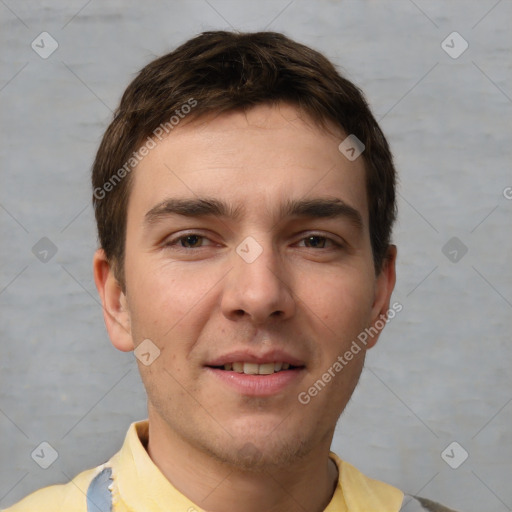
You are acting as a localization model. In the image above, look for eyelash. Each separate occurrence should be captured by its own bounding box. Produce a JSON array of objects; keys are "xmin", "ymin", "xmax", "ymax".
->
[{"xmin": 163, "ymin": 232, "xmax": 343, "ymax": 250}]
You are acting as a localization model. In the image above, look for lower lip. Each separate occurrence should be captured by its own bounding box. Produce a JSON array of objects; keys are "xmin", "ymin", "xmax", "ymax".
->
[{"xmin": 205, "ymin": 367, "xmax": 305, "ymax": 396}]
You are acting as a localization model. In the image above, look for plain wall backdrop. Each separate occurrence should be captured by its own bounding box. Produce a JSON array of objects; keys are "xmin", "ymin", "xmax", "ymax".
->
[{"xmin": 1, "ymin": 1, "xmax": 511, "ymax": 510}]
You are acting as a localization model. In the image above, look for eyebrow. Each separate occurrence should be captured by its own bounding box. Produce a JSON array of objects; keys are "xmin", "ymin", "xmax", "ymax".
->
[
  {"xmin": 280, "ymin": 198, "xmax": 363, "ymax": 229},
  {"xmin": 144, "ymin": 198, "xmax": 243, "ymax": 224},
  {"xmin": 144, "ymin": 197, "xmax": 363, "ymax": 230}
]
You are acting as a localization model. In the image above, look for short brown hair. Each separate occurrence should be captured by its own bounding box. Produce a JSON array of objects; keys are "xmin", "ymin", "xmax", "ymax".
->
[{"xmin": 92, "ymin": 31, "xmax": 396, "ymax": 288}]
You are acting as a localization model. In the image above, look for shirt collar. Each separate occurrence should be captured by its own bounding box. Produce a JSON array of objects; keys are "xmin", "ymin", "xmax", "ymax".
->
[{"xmin": 110, "ymin": 420, "xmax": 403, "ymax": 512}]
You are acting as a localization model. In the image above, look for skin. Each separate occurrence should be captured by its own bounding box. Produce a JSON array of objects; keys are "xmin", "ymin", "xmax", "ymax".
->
[{"xmin": 94, "ymin": 103, "xmax": 396, "ymax": 512}]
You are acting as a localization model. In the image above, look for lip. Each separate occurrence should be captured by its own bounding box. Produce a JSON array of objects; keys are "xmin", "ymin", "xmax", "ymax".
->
[
  {"xmin": 205, "ymin": 366, "xmax": 305, "ymax": 396},
  {"xmin": 205, "ymin": 349, "xmax": 306, "ymax": 367}
]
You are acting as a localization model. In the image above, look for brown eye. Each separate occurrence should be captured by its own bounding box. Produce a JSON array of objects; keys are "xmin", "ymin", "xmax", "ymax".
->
[
  {"xmin": 303, "ymin": 235, "xmax": 328, "ymax": 248},
  {"xmin": 180, "ymin": 235, "xmax": 203, "ymax": 248}
]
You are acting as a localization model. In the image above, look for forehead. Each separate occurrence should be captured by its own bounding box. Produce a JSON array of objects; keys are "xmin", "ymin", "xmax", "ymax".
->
[{"xmin": 128, "ymin": 103, "xmax": 368, "ymax": 225}]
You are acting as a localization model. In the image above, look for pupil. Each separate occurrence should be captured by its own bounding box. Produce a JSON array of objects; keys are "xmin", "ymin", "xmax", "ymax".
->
[
  {"xmin": 183, "ymin": 235, "xmax": 201, "ymax": 248},
  {"xmin": 307, "ymin": 236, "xmax": 324, "ymax": 248}
]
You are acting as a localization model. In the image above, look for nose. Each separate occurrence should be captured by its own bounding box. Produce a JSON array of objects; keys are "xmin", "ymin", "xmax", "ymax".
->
[{"xmin": 220, "ymin": 237, "xmax": 296, "ymax": 324}]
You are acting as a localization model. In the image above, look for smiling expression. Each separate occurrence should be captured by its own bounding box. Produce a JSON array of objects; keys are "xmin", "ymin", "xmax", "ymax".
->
[{"xmin": 97, "ymin": 102, "xmax": 396, "ymax": 469}]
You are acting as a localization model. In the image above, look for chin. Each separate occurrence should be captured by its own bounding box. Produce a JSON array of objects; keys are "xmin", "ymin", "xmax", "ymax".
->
[{"xmin": 208, "ymin": 426, "xmax": 313, "ymax": 472}]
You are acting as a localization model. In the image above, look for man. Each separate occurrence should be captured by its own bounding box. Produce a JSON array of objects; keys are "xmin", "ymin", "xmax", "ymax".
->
[{"xmin": 4, "ymin": 31, "xmax": 459, "ymax": 512}]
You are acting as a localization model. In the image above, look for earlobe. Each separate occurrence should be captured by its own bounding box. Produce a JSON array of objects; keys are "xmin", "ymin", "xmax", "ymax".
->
[
  {"xmin": 366, "ymin": 245, "xmax": 397, "ymax": 349},
  {"xmin": 93, "ymin": 249, "xmax": 134, "ymax": 352}
]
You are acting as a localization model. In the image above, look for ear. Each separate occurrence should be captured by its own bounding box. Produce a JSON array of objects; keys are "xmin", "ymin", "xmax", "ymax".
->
[
  {"xmin": 93, "ymin": 248, "xmax": 134, "ymax": 352},
  {"xmin": 366, "ymin": 245, "xmax": 397, "ymax": 349}
]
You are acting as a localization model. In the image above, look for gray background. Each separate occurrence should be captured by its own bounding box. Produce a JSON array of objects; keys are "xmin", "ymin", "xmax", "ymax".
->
[{"xmin": 1, "ymin": 1, "xmax": 511, "ymax": 510}]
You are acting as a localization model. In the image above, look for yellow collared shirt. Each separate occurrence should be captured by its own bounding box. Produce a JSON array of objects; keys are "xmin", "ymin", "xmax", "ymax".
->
[{"xmin": 3, "ymin": 420, "xmax": 405, "ymax": 512}]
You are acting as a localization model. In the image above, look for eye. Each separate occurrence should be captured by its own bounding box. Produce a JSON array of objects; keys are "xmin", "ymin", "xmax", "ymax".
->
[
  {"xmin": 165, "ymin": 233, "xmax": 213, "ymax": 249},
  {"xmin": 298, "ymin": 235, "xmax": 338, "ymax": 249},
  {"xmin": 179, "ymin": 234, "xmax": 204, "ymax": 248}
]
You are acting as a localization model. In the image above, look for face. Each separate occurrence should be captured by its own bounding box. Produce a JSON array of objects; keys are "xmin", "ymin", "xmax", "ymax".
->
[{"xmin": 95, "ymin": 103, "xmax": 396, "ymax": 469}]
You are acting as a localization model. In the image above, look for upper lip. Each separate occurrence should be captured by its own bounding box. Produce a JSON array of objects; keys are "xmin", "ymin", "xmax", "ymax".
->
[{"xmin": 206, "ymin": 349, "xmax": 306, "ymax": 367}]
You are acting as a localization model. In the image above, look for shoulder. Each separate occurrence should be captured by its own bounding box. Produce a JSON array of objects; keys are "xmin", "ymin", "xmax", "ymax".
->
[
  {"xmin": 400, "ymin": 494, "xmax": 461, "ymax": 511},
  {"xmin": 330, "ymin": 452, "xmax": 461, "ymax": 512},
  {"xmin": 1, "ymin": 466, "xmax": 100, "ymax": 512}
]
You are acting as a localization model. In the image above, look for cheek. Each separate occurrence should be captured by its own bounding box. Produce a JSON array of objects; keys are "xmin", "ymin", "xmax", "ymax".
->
[
  {"xmin": 126, "ymin": 266, "xmax": 183, "ymax": 341},
  {"xmin": 299, "ymin": 266, "xmax": 375, "ymax": 335},
  {"xmin": 126, "ymin": 259, "xmax": 222, "ymax": 351}
]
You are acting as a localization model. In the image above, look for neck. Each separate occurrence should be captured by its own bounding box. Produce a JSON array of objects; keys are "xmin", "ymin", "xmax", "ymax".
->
[{"xmin": 146, "ymin": 413, "xmax": 339, "ymax": 512}]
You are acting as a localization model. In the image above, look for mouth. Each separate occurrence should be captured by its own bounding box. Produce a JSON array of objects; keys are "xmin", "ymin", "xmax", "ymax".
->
[
  {"xmin": 208, "ymin": 361, "xmax": 302, "ymax": 375},
  {"xmin": 205, "ymin": 353, "xmax": 306, "ymax": 396}
]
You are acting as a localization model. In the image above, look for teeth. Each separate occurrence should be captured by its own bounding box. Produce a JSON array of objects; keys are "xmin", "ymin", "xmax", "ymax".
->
[
  {"xmin": 243, "ymin": 363, "xmax": 259, "ymax": 375},
  {"xmin": 223, "ymin": 362, "xmax": 294, "ymax": 374},
  {"xmin": 232, "ymin": 362, "xmax": 244, "ymax": 373},
  {"xmin": 259, "ymin": 362, "xmax": 275, "ymax": 375}
]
